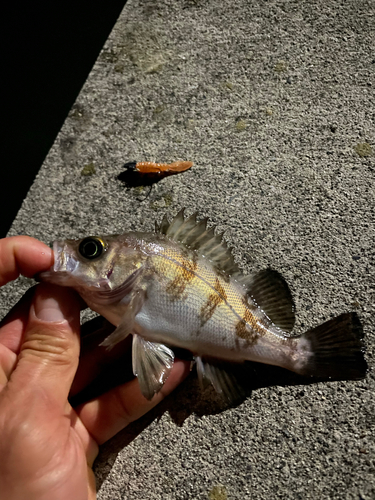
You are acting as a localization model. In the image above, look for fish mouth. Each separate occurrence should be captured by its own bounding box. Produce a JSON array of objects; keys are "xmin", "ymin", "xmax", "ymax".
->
[
  {"xmin": 37, "ymin": 240, "xmax": 78, "ymax": 284},
  {"xmin": 52, "ymin": 240, "xmax": 65, "ymax": 272},
  {"xmin": 53, "ymin": 240, "xmax": 78, "ymax": 274},
  {"xmin": 50, "ymin": 240, "xmax": 61, "ymax": 272}
]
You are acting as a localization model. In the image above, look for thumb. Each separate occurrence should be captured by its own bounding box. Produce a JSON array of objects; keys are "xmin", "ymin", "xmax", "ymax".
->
[{"xmin": 10, "ymin": 284, "xmax": 81, "ymax": 407}]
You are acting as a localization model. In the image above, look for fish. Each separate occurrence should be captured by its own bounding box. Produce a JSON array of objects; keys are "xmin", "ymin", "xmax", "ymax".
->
[{"xmin": 39, "ymin": 209, "xmax": 367, "ymax": 402}]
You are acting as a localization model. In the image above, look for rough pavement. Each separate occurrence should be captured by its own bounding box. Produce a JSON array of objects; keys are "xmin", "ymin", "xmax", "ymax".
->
[{"xmin": 2, "ymin": 0, "xmax": 374, "ymax": 498}]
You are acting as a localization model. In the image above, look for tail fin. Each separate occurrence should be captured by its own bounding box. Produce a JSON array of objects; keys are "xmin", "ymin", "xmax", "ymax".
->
[{"xmin": 297, "ymin": 313, "xmax": 367, "ymax": 380}]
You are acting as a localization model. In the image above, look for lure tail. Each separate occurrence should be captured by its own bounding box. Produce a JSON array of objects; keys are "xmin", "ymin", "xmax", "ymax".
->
[{"xmin": 297, "ymin": 312, "xmax": 367, "ymax": 380}]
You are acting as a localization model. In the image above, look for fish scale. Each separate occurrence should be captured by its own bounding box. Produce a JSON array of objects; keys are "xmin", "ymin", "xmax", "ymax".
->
[
  {"xmin": 39, "ymin": 209, "xmax": 367, "ymax": 402},
  {"xmin": 145, "ymin": 245, "xmax": 262, "ymax": 345}
]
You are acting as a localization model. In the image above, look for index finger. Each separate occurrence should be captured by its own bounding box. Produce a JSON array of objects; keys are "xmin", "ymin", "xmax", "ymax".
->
[{"xmin": 0, "ymin": 236, "xmax": 53, "ymax": 287}]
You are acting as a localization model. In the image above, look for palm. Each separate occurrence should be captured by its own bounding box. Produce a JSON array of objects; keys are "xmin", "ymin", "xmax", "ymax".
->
[{"xmin": 0, "ymin": 400, "xmax": 95, "ymax": 500}]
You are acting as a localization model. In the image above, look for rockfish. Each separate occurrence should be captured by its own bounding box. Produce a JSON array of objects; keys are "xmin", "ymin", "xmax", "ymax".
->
[{"xmin": 39, "ymin": 210, "xmax": 367, "ymax": 401}]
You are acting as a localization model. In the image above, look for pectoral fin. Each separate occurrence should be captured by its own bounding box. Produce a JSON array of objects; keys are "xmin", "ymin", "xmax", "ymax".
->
[
  {"xmin": 100, "ymin": 289, "xmax": 145, "ymax": 348},
  {"xmin": 94, "ymin": 267, "xmax": 143, "ymax": 305},
  {"xmin": 132, "ymin": 335, "xmax": 175, "ymax": 400},
  {"xmin": 195, "ymin": 356, "xmax": 245, "ymax": 404}
]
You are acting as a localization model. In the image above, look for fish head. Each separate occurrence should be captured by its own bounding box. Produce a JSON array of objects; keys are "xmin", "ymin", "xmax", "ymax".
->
[{"xmin": 39, "ymin": 234, "xmax": 145, "ymax": 294}]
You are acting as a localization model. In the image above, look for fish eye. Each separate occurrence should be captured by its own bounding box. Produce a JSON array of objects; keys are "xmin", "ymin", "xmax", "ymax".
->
[{"xmin": 78, "ymin": 237, "xmax": 105, "ymax": 260}]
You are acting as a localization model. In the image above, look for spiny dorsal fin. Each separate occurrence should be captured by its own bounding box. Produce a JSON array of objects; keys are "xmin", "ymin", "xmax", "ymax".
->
[
  {"xmin": 156, "ymin": 213, "xmax": 170, "ymax": 234},
  {"xmin": 155, "ymin": 209, "xmax": 239, "ymax": 276},
  {"xmin": 240, "ymin": 269, "xmax": 295, "ymax": 333}
]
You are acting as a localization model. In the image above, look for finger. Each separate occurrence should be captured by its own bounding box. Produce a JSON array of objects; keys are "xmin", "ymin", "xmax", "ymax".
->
[
  {"xmin": 0, "ymin": 286, "xmax": 35, "ymax": 352},
  {"xmin": 0, "ymin": 236, "xmax": 53, "ymax": 286},
  {"xmin": 0, "ymin": 344, "xmax": 17, "ymax": 388},
  {"xmin": 8, "ymin": 283, "xmax": 81, "ymax": 408},
  {"xmin": 69, "ymin": 406, "xmax": 99, "ymax": 467},
  {"xmin": 76, "ymin": 359, "xmax": 191, "ymax": 444},
  {"xmin": 87, "ymin": 466, "xmax": 97, "ymax": 500}
]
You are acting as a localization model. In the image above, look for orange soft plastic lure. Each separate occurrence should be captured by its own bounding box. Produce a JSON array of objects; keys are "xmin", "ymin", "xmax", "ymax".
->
[
  {"xmin": 118, "ymin": 160, "xmax": 193, "ymax": 190},
  {"xmin": 124, "ymin": 160, "xmax": 193, "ymax": 175}
]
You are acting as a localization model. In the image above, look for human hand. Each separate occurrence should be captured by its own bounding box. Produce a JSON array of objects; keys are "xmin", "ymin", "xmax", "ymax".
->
[{"xmin": 0, "ymin": 236, "xmax": 190, "ymax": 500}]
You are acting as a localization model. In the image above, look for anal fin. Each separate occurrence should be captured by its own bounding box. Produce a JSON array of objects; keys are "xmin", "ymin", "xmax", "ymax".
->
[
  {"xmin": 132, "ymin": 335, "xmax": 175, "ymax": 400},
  {"xmin": 195, "ymin": 356, "xmax": 245, "ymax": 404}
]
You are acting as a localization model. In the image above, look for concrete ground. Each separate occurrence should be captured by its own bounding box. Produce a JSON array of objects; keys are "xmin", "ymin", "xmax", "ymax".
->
[{"xmin": 2, "ymin": 0, "xmax": 374, "ymax": 498}]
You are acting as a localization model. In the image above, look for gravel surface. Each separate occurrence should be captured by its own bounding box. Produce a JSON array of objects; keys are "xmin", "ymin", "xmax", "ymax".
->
[{"xmin": 2, "ymin": 0, "xmax": 374, "ymax": 498}]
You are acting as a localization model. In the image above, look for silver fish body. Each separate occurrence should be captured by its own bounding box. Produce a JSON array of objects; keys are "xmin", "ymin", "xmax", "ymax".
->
[{"xmin": 40, "ymin": 210, "xmax": 367, "ymax": 401}]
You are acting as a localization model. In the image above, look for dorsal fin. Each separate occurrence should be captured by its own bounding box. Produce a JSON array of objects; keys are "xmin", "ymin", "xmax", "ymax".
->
[
  {"xmin": 155, "ymin": 209, "xmax": 239, "ymax": 276},
  {"xmin": 240, "ymin": 269, "xmax": 295, "ymax": 333}
]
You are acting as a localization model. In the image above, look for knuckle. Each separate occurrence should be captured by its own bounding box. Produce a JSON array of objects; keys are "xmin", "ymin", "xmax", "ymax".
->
[{"xmin": 19, "ymin": 325, "xmax": 77, "ymax": 366}]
